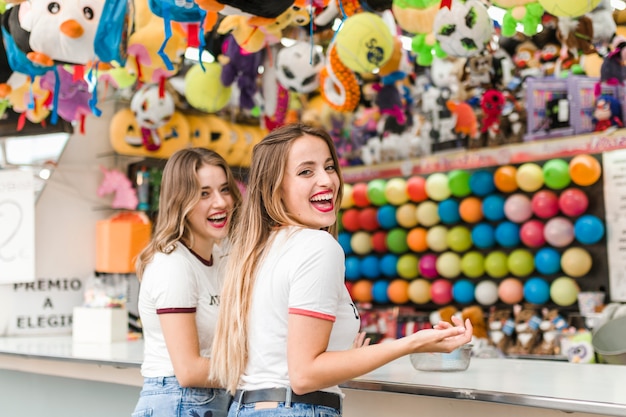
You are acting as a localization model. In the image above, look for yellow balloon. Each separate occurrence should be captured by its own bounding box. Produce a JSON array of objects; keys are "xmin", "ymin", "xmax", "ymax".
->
[
  {"xmin": 341, "ymin": 184, "xmax": 355, "ymax": 209},
  {"xmin": 408, "ymin": 279, "xmax": 432, "ymax": 304},
  {"xmin": 396, "ymin": 203, "xmax": 418, "ymax": 228},
  {"xmin": 561, "ymin": 247, "xmax": 592, "ymax": 278},
  {"xmin": 550, "ymin": 277, "xmax": 580, "ymax": 306}
]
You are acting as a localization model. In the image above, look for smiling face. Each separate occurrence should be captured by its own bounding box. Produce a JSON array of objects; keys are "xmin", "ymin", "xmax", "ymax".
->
[
  {"xmin": 186, "ymin": 164, "xmax": 235, "ymax": 248},
  {"xmin": 280, "ymin": 134, "xmax": 340, "ymax": 230}
]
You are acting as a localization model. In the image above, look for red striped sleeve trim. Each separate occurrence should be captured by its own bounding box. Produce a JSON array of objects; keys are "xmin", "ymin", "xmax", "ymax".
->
[
  {"xmin": 289, "ymin": 308, "xmax": 336, "ymax": 322},
  {"xmin": 157, "ymin": 307, "xmax": 196, "ymax": 314}
]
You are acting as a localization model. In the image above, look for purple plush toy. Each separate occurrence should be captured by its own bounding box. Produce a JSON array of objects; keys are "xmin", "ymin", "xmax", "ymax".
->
[
  {"xmin": 40, "ymin": 65, "xmax": 91, "ymax": 126},
  {"xmin": 219, "ymin": 33, "xmax": 263, "ymax": 112}
]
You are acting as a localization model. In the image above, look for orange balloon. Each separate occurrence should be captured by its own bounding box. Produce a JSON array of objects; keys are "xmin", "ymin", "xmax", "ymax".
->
[
  {"xmin": 407, "ymin": 227, "xmax": 428, "ymax": 252},
  {"xmin": 569, "ymin": 154, "xmax": 601, "ymax": 186},
  {"xmin": 459, "ymin": 196, "xmax": 484, "ymax": 223},
  {"xmin": 494, "ymin": 165, "xmax": 518, "ymax": 193},
  {"xmin": 350, "ymin": 280, "xmax": 373, "ymax": 303},
  {"xmin": 388, "ymin": 279, "xmax": 410, "ymax": 304},
  {"xmin": 498, "ymin": 278, "xmax": 524, "ymax": 304}
]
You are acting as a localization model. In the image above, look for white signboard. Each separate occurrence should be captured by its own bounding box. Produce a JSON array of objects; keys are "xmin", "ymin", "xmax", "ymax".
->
[{"xmin": 0, "ymin": 170, "xmax": 35, "ymax": 283}]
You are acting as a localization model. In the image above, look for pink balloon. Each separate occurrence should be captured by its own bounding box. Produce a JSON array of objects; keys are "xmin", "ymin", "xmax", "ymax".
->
[
  {"xmin": 558, "ymin": 188, "xmax": 589, "ymax": 217},
  {"xmin": 431, "ymin": 279, "xmax": 453, "ymax": 305},
  {"xmin": 419, "ymin": 254, "xmax": 439, "ymax": 279},
  {"xmin": 520, "ymin": 220, "xmax": 546, "ymax": 248},
  {"xmin": 531, "ymin": 190, "xmax": 560, "ymax": 219},
  {"xmin": 504, "ymin": 193, "xmax": 533, "ymax": 223},
  {"xmin": 543, "ymin": 217, "xmax": 575, "ymax": 247}
]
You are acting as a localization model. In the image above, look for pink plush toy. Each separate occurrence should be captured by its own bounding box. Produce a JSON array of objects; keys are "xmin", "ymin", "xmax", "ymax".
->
[{"xmin": 97, "ymin": 166, "xmax": 138, "ymax": 210}]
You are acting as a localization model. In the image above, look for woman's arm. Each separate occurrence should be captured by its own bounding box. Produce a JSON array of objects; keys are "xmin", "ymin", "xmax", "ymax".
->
[{"xmin": 287, "ymin": 314, "xmax": 472, "ymax": 395}]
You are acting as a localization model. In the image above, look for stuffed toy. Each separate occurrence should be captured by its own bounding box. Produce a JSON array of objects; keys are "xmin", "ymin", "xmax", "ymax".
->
[
  {"xmin": 500, "ymin": 91, "xmax": 526, "ymax": 144},
  {"xmin": 184, "ymin": 62, "xmax": 232, "ymax": 113},
  {"xmin": 205, "ymin": 113, "xmax": 233, "ymax": 157},
  {"xmin": 93, "ymin": 0, "xmax": 134, "ymax": 66},
  {"xmin": 532, "ymin": 308, "xmax": 568, "ymax": 356},
  {"xmin": 372, "ymin": 38, "xmax": 407, "ymax": 126},
  {"xmin": 512, "ymin": 40, "xmax": 542, "ymax": 79},
  {"xmin": 8, "ymin": 73, "xmax": 51, "ymax": 124},
  {"xmin": 462, "ymin": 305, "xmax": 488, "ymax": 340},
  {"xmin": 588, "ymin": 0, "xmax": 616, "ymax": 49},
  {"xmin": 392, "ymin": 0, "xmax": 444, "ymax": 66},
  {"xmin": 507, "ymin": 304, "xmax": 543, "ymax": 356},
  {"xmin": 433, "ymin": 0, "xmax": 493, "ymax": 59},
  {"xmin": 592, "ymin": 94, "xmax": 624, "ymax": 132},
  {"xmin": 260, "ymin": 45, "xmax": 290, "ymax": 130},
  {"xmin": 319, "ymin": 42, "xmax": 360, "ymax": 112},
  {"xmin": 478, "ymin": 89, "xmax": 506, "ymax": 148},
  {"xmin": 39, "ymin": 65, "xmax": 92, "ymax": 132},
  {"xmin": 186, "ymin": 114, "xmax": 211, "ymax": 148},
  {"xmin": 599, "ymin": 37, "xmax": 626, "ymax": 89},
  {"xmin": 129, "ymin": 83, "xmax": 176, "ymax": 151},
  {"xmin": 565, "ymin": 331, "xmax": 596, "ymax": 363},
  {"xmin": 487, "ymin": 306, "xmax": 515, "ymax": 354},
  {"xmin": 275, "ymin": 41, "xmax": 325, "ymax": 94},
  {"xmin": 492, "ymin": 0, "xmax": 544, "ymax": 37},
  {"xmin": 446, "ymin": 99, "xmax": 477, "ymax": 142},
  {"xmin": 556, "ymin": 15, "xmax": 595, "ymax": 60},
  {"xmin": 97, "ymin": 166, "xmax": 138, "ymax": 211}
]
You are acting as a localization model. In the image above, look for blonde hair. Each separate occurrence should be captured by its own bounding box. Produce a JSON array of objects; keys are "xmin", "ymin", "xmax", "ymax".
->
[
  {"xmin": 210, "ymin": 124, "xmax": 344, "ymax": 393},
  {"xmin": 135, "ymin": 147, "xmax": 242, "ymax": 280}
]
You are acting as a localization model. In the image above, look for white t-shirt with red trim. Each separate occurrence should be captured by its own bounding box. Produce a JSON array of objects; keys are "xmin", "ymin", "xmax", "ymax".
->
[
  {"xmin": 239, "ymin": 226, "xmax": 359, "ymax": 395},
  {"xmin": 138, "ymin": 242, "xmax": 227, "ymax": 377}
]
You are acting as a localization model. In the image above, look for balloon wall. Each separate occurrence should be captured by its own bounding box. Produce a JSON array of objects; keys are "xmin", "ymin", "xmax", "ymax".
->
[{"xmin": 340, "ymin": 154, "xmax": 609, "ymax": 312}]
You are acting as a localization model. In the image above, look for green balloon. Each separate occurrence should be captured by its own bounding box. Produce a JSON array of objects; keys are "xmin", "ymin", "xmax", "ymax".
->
[
  {"xmin": 367, "ymin": 179, "xmax": 388, "ymax": 206},
  {"xmin": 386, "ymin": 228, "xmax": 409, "ymax": 254},
  {"xmin": 446, "ymin": 225, "xmax": 472, "ymax": 252},
  {"xmin": 461, "ymin": 251, "xmax": 485, "ymax": 278},
  {"xmin": 448, "ymin": 169, "xmax": 472, "ymax": 197},
  {"xmin": 484, "ymin": 251, "xmax": 509, "ymax": 278},
  {"xmin": 507, "ymin": 248, "xmax": 535, "ymax": 277},
  {"xmin": 542, "ymin": 159, "xmax": 571, "ymax": 190},
  {"xmin": 550, "ymin": 277, "xmax": 580, "ymax": 306}
]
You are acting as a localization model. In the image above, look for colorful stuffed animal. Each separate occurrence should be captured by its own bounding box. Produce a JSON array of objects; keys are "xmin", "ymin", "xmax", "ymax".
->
[
  {"xmin": 492, "ymin": 0, "xmax": 544, "ymax": 37},
  {"xmin": 592, "ymin": 94, "xmax": 624, "ymax": 132},
  {"xmin": 507, "ymin": 304, "xmax": 542, "ymax": 356},
  {"xmin": 218, "ymin": 33, "xmax": 262, "ymax": 113},
  {"xmin": 478, "ymin": 89, "xmax": 506, "ymax": 148}
]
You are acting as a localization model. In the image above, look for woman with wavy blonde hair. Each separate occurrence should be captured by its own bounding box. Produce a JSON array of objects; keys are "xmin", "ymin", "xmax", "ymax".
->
[{"xmin": 211, "ymin": 124, "xmax": 472, "ymax": 417}]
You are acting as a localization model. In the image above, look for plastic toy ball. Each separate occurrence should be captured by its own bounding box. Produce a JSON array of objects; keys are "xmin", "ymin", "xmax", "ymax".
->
[
  {"xmin": 385, "ymin": 177, "xmax": 409, "ymax": 206},
  {"xmin": 438, "ymin": 198, "xmax": 461, "ymax": 224},
  {"xmin": 358, "ymin": 207, "xmax": 380, "ymax": 231},
  {"xmin": 542, "ymin": 159, "xmax": 571, "ymax": 190},
  {"xmin": 376, "ymin": 205, "xmax": 398, "ymax": 229},
  {"xmin": 516, "ymin": 163, "xmax": 544, "ymax": 192},
  {"xmin": 416, "ymin": 201, "xmax": 440, "ymax": 226},
  {"xmin": 558, "ymin": 188, "xmax": 589, "ymax": 217},
  {"xmin": 371, "ymin": 230, "xmax": 388, "ymax": 253},
  {"xmin": 430, "ymin": 279, "xmax": 453, "ymax": 305},
  {"xmin": 341, "ymin": 208, "xmax": 361, "ymax": 232},
  {"xmin": 396, "ymin": 203, "xmax": 418, "ymax": 228},
  {"xmin": 475, "ymin": 280, "xmax": 499, "ymax": 305},
  {"xmin": 407, "ymin": 227, "xmax": 429, "ymax": 252},
  {"xmin": 569, "ymin": 154, "xmax": 601, "ymax": 186},
  {"xmin": 350, "ymin": 280, "xmax": 373, "ymax": 302},
  {"xmin": 380, "ymin": 253, "xmax": 399, "ymax": 277},
  {"xmin": 574, "ymin": 214, "xmax": 605, "ymax": 244},
  {"xmin": 471, "ymin": 223, "xmax": 496, "ymax": 249},
  {"xmin": 360, "ymin": 255, "xmax": 381, "ymax": 279},
  {"xmin": 448, "ymin": 169, "xmax": 472, "ymax": 197},
  {"xmin": 386, "ymin": 228, "xmax": 409, "ymax": 254},
  {"xmin": 351, "ymin": 231, "xmax": 372, "ymax": 255},
  {"xmin": 345, "ymin": 256, "xmax": 361, "ymax": 280},
  {"xmin": 459, "ymin": 196, "xmax": 484, "ymax": 223},
  {"xmin": 426, "ymin": 225, "xmax": 449, "ymax": 252},
  {"xmin": 436, "ymin": 251, "xmax": 462, "ymax": 278},
  {"xmin": 484, "ymin": 251, "xmax": 509, "ymax": 278},
  {"xmin": 494, "ymin": 165, "xmax": 518, "ymax": 193},
  {"xmin": 408, "ymin": 279, "xmax": 432, "ymax": 304},
  {"xmin": 453, "ymin": 279, "xmax": 476, "ymax": 304},
  {"xmin": 469, "ymin": 170, "xmax": 496, "ymax": 196},
  {"xmin": 419, "ymin": 253, "xmax": 439, "ymax": 278},
  {"xmin": 482, "ymin": 194, "xmax": 505, "ymax": 221},
  {"xmin": 367, "ymin": 179, "xmax": 388, "ymax": 206},
  {"xmin": 550, "ymin": 276, "xmax": 580, "ymax": 306},
  {"xmin": 461, "ymin": 251, "xmax": 485, "ymax": 278},
  {"xmin": 494, "ymin": 221, "xmax": 521, "ymax": 247},
  {"xmin": 425, "ymin": 173, "xmax": 451, "ymax": 201},
  {"xmin": 447, "ymin": 225, "xmax": 473, "ymax": 252},
  {"xmin": 498, "ymin": 278, "xmax": 524, "ymax": 304},
  {"xmin": 519, "ymin": 219, "xmax": 546, "ymax": 248},
  {"xmin": 561, "ymin": 247, "xmax": 592, "ymax": 278},
  {"xmin": 407, "ymin": 176, "xmax": 428, "ymax": 202},
  {"xmin": 534, "ymin": 247, "xmax": 561, "ymax": 275},
  {"xmin": 507, "ymin": 249, "xmax": 535, "ymax": 277},
  {"xmin": 523, "ymin": 277, "xmax": 550, "ymax": 304},
  {"xmin": 504, "ymin": 193, "xmax": 533, "ymax": 223},
  {"xmin": 531, "ymin": 190, "xmax": 560, "ymax": 219},
  {"xmin": 538, "ymin": 0, "xmax": 600, "ymax": 18},
  {"xmin": 372, "ymin": 280, "xmax": 390, "ymax": 304},
  {"xmin": 397, "ymin": 253, "xmax": 420, "ymax": 279},
  {"xmin": 352, "ymin": 182, "xmax": 371, "ymax": 207},
  {"xmin": 544, "ymin": 216, "xmax": 575, "ymax": 247},
  {"xmin": 338, "ymin": 232, "xmax": 353, "ymax": 254},
  {"xmin": 388, "ymin": 279, "xmax": 410, "ymax": 304},
  {"xmin": 341, "ymin": 183, "xmax": 354, "ymax": 209}
]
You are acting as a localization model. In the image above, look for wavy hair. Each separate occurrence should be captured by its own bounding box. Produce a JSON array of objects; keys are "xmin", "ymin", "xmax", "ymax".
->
[
  {"xmin": 135, "ymin": 147, "xmax": 242, "ymax": 280},
  {"xmin": 210, "ymin": 124, "xmax": 344, "ymax": 393}
]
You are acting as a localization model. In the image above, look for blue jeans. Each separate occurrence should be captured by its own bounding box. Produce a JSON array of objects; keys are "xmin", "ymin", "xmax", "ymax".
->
[
  {"xmin": 132, "ymin": 376, "xmax": 232, "ymax": 417},
  {"xmin": 228, "ymin": 400, "xmax": 340, "ymax": 417}
]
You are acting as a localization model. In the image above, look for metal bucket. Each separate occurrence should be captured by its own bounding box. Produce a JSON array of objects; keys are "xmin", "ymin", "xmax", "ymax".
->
[{"xmin": 592, "ymin": 316, "xmax": 626, "ymax": 365}]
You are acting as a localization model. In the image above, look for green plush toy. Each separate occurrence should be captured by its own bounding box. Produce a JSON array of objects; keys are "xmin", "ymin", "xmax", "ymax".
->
[{"xmin": 492, "ymin": 0, "xmax": 544, "ymax": 37}]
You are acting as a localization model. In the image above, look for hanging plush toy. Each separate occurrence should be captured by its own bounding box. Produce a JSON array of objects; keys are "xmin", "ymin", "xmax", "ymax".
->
[
  {"xmin": 275, "ymin": 41, "xmax": 325, "ymax": 94},
  {"xmin": 319, "ymin": 42, "xmax": 361, "ymax": 112},
  {"xmin": 184, "ymin": 62, "xmax": 232, "ymax": 113},
  {"xmin": 392, "ymin": 0, "xmax": 444, "ymax": 66},
  {"xmin": 129, "ymin": 83, "xmax": 175, "ymax": 151},
  {"xmin": 478, "ymin": 89, "xmax": 506, "ymax": 147},
  {"xmin": 491, "ymin": 0, "xmax": 544, "ymax": 37},
  {"xmin": 433, "ymin": 0, "xmax": 493, "ymax": 58},
  {"xmin": 592, "ymin": 94, "xmax": 624, "ymax": 132},
  {"xmin": 40, "ymin": 65, "xmax": 91, "ymax": 130}
]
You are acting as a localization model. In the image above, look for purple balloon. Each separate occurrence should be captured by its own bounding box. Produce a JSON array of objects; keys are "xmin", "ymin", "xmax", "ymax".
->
[{"xmin": 543, "ymin": 216, "xmax": 575, "ymax": 247}]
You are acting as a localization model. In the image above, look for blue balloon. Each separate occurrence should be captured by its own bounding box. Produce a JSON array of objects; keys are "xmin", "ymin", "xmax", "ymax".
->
[
  {"xmin": 574, "ymin": 215, "xmax": 605, "ymax": 245},
  {"xmin": 345, "ymin": 256, "xmax": 361, "ymax": 281},
  {"xmin": 495, "ymin": 221, "xmax": 521, "ymax": 247},
  {"xmin": 469, "ymin": 170, "xmax": 496, "ymax": 196},
  {"xmin": 438, "ymin": 198, "xmax": 461, "ymax": 224},
  {"xmin": 534, "ymin": 247, "xmax": 561, "ymax": 275},
  {"xmin": 360, "ymin": 255, "xmax": 381, "ymax": 279},
  {"xmin": 338, "ymin": 232, "xmax": 353, "ymax": 255},
  {"xmin": 524, "ymin": 277, "xmax": 550, "ymax": 304},
  {"xmin": 452, "ymin": 279, "xmax": 476, "ymax": 304},
  {"xmin": 482, "ymin": 194, "xmax": 505, "ymax": 222},
  {"xmin": 377, "ymin": 205, "xmax": 398, "ymax": 229},
  {"xmin": 472, "ymin": 223, "xmax": 495, "ymax": 249},
  {"xmin": 372, "ymin": 280, "xmax": 390, "ymax": 303},
  {"xmin": 380, "ymin": 254, "xmax": 399, "ymax": 277}
]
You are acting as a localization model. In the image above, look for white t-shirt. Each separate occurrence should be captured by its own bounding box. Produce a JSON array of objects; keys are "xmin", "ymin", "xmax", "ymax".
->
[
  {"xmin": 138, "ymin": 242, "xmax": 228, "ymax": 377},
  {"xmin": 240, "ymin": 226, "xmax": 360, "ymax": 395}
]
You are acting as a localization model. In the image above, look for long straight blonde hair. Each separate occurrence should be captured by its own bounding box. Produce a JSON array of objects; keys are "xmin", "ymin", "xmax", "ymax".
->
[
  {"xmin": 135, "ymin": 147, "xmax": 242, "ymax": 280},
  {"xmin": 210, "ymin": 124, "xmax": 344, "ymax": 393}
]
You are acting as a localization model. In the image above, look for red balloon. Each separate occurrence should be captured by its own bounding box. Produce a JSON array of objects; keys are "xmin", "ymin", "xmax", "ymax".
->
[
  {"xmin": 431, "ymin": 279, "xmax": 453, "ymax": 305},
  {"xmin": 371, "ymin": 231, "xmax": 388, "ymax": 253},
  {"xmin": 342, "ymin": 208, "xmax": 361, "ymax": 232},
  {"xmin": 520, "ymin": 219, "xmax": 546, "ymax": 248},
  {"xmin": 352, "ymin": 182, "xmax": 371, "ymax": 207},
  {"xmin": 558, "ymin": 188, "xmax": 589, "ymax": 217},
  {"xmin": 358, "ymin": 207, "xmax": 380, "ymax": 231},
  {"xmin": 407, "ymin": 176, "xmax": 428, "ymax": 202},
  {"xmin": 531, "ymin": 190, "xmax": 559, "ymax": 219}
]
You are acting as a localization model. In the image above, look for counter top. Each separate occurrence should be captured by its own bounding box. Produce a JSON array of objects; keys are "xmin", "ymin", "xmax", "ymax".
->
[{"xmin": 1, "ymin": 336, "xmax": 625, "ymax": 416}]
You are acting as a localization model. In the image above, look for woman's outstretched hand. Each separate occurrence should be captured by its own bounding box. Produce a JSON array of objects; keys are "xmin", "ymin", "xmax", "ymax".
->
[
  {"xmin": 409, "ymin": 315, "xmax": 473, "ymax": 354},
  {"xmin": 352, "ymin": 331, "xmax": 372, "ymax": 349}
]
